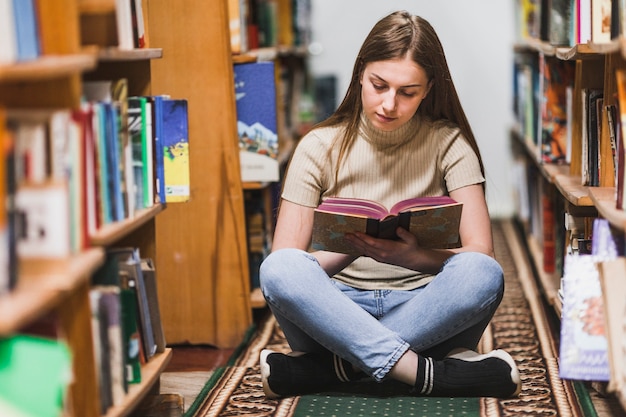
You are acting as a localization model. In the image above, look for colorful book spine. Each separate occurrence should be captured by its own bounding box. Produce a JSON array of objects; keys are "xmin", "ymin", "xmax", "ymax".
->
[{"xmin": 161, "ymin": 99, "xmax": 190, "ymax": 203}]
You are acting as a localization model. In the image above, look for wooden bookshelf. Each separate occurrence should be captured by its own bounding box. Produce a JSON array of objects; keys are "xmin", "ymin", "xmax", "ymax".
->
[
  {"xmin": 0, "ymin": 0, "xmax": 173, "ymax": 416},
  {"xmin": 512, "ymin": 22, "xmax": 626, "ymax": 410},
  {"xmin": 103, "ymin": 349, "xmax": 172, "ymax": 417}
]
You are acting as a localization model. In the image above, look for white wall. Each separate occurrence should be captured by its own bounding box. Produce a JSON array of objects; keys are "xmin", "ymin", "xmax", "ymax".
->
[{"xmin": 307, "ymin": 1, "xmax": 517, "ymax": 218}]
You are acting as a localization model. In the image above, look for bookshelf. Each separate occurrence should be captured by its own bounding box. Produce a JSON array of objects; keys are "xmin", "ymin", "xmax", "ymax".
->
[
  {"xmin": 0, "ymin": 1, "xmax": 171, "ymax": 416},
  {"xmin": 511, "ymin": 9, "xmax": 626, "ymax": 412}
]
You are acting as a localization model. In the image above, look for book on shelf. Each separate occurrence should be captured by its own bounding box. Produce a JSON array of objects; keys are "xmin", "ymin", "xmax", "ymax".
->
[
  {"xmin": 89, "ymin": 288, "xmax": 113, "ymax": 414},
  {"xmin": 161, "ymin": 98, "xmax": 190, "ymax": 202},
  {"xmin": 548, "ymin": 0, "xmax": 574, "ymax": 46},
  {"xmin": 234, "ymin": 61, "xmax": 280, "ymax": 182},
  {"xmin": 131, "ymin": 0, "xmax": 146, "ymax": 48},
  {"xmin": 109, "ymin": 247, "xmax": 158, "ymax": 361},
  {"xmin": 92, "ymin": 285, "xmax": 127, "ymax": 406},
  {"xmin": 597, "ymin": 258, "xmax": 626, "ymax": 394},
  {"xmin": 11, "ymin": 0, "xmax": 40, "ymax": 61},
  {"xmin": 591, "ymin": 0, "xmax": 612, "ymax": 43},
  {"xmin": 115, "ymin": 0, "xmax": 134, "ymax": 50},
  {"xmin": 0, "ymin": 334, "xmax": 72, "ymax": 417},
  {"xmin": 559, "ymin": 253, "xmax": 611, "ymax": 382},
  {"xmin": 141, "ymin": 258, "xmax": 167, "ymax": 353},
  {"xmin": 120, "ymin": 286, "xmax": 142, "ymax": 383},
  {"xmin": 149, "ymin": 95, "xmax": 167, "ymax": 204},
  {"xmin": 539, "ymin": 56, "xmax": 575, "ymax": 164},
  {"xmin": 128, "ymin": 96, "xmax": 154, "ymax": 211},
  {"xmin": 615, "ymin": 70, "xmax": 626, "ymax": 209},
  {"xmin": 311, "ymin": 196, "xmax": 462, "ymax": 255},
  {"xmin": 0, "ymin": 0, "xmax": 17, "ymax": 64},
  {"xmin": 228, "ymin": 0, "xmax": 248, "ymax": 53}
]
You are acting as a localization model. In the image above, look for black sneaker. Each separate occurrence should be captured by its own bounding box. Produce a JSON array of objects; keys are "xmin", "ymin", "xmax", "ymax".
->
[
  {"xmin": 414, "ymin": 348, "xmax": 522, "ymax": 398},
  {"xmin": 260, "ymin": 349, "xmax": 354, "ymax": 399}
]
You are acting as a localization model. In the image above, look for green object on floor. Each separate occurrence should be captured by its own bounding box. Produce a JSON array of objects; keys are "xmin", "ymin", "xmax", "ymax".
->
[
  {"xmin": 294, "ymin": 394, "xmax": 480, "ymax": 417},
  {"xmin": 0, "ymin": 334, "xmax": 72, "ymax": 417}
]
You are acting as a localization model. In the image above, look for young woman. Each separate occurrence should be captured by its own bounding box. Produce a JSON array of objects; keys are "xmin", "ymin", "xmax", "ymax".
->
[{"xmin": 259, "ymin": 11, "xmax": 521, "ymax": 398}]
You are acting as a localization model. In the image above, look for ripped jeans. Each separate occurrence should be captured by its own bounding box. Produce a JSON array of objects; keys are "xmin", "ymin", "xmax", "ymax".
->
[{"xmin": 259, "ymin": 249, "xmax": 504, "ymax": 382}]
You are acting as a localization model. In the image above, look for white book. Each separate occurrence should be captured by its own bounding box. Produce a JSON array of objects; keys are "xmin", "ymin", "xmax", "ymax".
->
[
  {"xmin": 0, "ymin": 0, "xmax": 17, "ymax": 64},
  {"xmin": 115, "ymin": 0, "xmax": 134, "ymax": 50}
]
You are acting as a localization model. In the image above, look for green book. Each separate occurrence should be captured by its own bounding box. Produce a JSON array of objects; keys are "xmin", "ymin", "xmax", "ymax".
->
[{"xmin": 0, "ymin": 334, "xmax": 72, "ymax": 417}]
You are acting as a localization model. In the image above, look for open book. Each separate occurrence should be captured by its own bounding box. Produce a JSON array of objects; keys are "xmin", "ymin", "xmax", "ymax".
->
[{"xmin": 311, "ymin": 196, "xmax": 463, "ymax": 255}]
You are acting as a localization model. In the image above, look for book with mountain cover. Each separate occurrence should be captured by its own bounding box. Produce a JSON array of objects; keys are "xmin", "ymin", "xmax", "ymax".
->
[
  {"xmin": 234, "ymin": 61, "xmax": 279, "ymax": 182},
  {"xmin": 311, "ymin": 196, "xmax": 462, "ymax": 255}
]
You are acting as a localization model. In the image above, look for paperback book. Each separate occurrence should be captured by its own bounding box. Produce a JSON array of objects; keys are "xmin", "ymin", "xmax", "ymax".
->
[
  {"xmin": 234, "ymin": 61, "xmax": 279, "ymax": 182},
  {"xmin": 559, "ymin": 253, "xmax": 610, "ymax": 381},
  {"xmin": 311, "ymin": 196, "xmax": 462, "ymax": 255}
]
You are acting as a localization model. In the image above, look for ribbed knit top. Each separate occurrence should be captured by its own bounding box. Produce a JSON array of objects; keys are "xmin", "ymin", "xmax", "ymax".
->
[{"xmin": 282, "ymin": 112, "xmax": 485, "ymax": 290}]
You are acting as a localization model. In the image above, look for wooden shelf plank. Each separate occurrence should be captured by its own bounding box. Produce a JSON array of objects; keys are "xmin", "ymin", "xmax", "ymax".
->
[
  {"xmin": 588, "ymin": 187, "xmax": 626, "ymax": 229},
  {"xmin": 97, "ymin": 47, "xmax": 164, "ymax": 62},
  {"xmin": 78, "ymin": 0, "xmax": 116, "ymax": 14},
  {"xmin": 0, "ymin": 248, "xmax": 105, "ymax": 335},
  {"xmin": 104, "ymin": 348, "xmax": 173, "ymax": 417},
  {"xmin": 554, "ymin": 173, "xmax": 594, "ymax": 207},
  {"xmin": 0, "ymin": 54, "xmax": 97, "ymax": 83},
  {"xmin": 90, "ymin": 205, "xmax": 164, "ymax": 246}
]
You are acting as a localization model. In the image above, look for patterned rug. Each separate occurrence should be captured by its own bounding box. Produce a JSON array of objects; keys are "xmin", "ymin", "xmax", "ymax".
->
[{"xmin": 188, "ymin": 220, "xmax": 595, "ymax": 417}]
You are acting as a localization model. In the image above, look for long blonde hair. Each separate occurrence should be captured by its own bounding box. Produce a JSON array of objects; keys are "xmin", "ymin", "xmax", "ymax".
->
[{"xmin": 315, "ymin": 11, "xmax": 485, "ymax": 184}]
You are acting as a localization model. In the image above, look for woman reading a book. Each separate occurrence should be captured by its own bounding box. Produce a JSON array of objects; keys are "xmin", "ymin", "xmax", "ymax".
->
[{"xmin": 259, "ymin": 11, "xmax": 521, "ymax": 399}]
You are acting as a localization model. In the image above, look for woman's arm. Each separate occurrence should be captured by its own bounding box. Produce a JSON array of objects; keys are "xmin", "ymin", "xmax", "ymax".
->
[
  {"xmin": 272, "ymin": 199, "xmax": 358, "ymax": 275},
  {"xmin": 344, "ymin": 184, "xmax": 493, "ymax": 274}
]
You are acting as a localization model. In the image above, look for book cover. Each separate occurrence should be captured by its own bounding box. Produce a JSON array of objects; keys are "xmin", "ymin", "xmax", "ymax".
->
[
  {"xmin": 161, "ymin": 99, "xmax": 190, "ymax": 202},
  {"xmin": 311, "ymin": 196, "xmax": 462, "ymax": 255},
  {"xmin": 559, "ymin": 253, "xmax": 611, "ymax": 381},
  {"xmin": 540, "ymin": 56, "xmax": 575, "ymax": 164},
  {"xmin": 234, "ymin": 61, "xmax": 279, "ymax": 182}
]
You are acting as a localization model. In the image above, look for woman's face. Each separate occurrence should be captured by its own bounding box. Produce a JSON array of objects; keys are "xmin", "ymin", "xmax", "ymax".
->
[{"xmin": 360, "ymin": 56, "xmax": 432, "ymax": 131}]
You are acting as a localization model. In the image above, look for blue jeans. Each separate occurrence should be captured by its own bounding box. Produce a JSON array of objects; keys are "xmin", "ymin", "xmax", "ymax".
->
[{"xmin": 259, "ymin": 249, "xmax": 504, "ymax": 382}]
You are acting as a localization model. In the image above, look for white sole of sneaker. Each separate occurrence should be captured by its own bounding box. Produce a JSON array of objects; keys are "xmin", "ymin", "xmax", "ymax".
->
[
  {"xmin": 446, "ymin": 348, "xmax": 522, "ymax": 397},
  {"xmin": 260, "ymin": 349, "xmax": 281, "ymax": 399}
]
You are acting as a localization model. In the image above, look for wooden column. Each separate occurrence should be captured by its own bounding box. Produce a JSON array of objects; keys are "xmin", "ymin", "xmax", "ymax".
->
[{"xmin": 147, "ymin": 0, "xmax": 252, "ymax": 347}]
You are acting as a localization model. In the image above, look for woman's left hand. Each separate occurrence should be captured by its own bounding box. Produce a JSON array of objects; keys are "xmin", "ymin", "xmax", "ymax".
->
[{"xmin": 345, "ymin": 227, "xmax": 451, "ymax": 274}]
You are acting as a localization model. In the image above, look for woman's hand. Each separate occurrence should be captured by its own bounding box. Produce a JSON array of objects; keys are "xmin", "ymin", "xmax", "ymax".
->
[{"xmin": 345, "ymin": 227, "xmax": 452, "ymax": 274}]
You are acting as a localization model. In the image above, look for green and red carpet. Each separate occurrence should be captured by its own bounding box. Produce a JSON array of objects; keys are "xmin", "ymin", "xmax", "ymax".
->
[{"xmin": 186, "ymin": 220, "xmax": 598, "ymax": 417}]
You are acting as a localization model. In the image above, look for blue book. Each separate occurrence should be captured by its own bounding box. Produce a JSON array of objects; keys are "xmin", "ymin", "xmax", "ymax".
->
[
  {"xmin": 95, "ymin": 103, "xmax": 112, "ymax": 225},
  {"xmin": 150, "ymin": 96, "xmax": 166, "ymax": 204},
  {"xmin": 161, "ymin": 99, "xmax": 190, "ymax": 203},
  {"xmin": 104, "ymin": 103, "xmax": 125, "ymax": 221},
  {"xmin": 234, "ymin": 61, "xmax": 279, "ymax": 182},
  {"xmin": 12, "ymin": 0, "xmax": 39, "ymax": 61}
]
